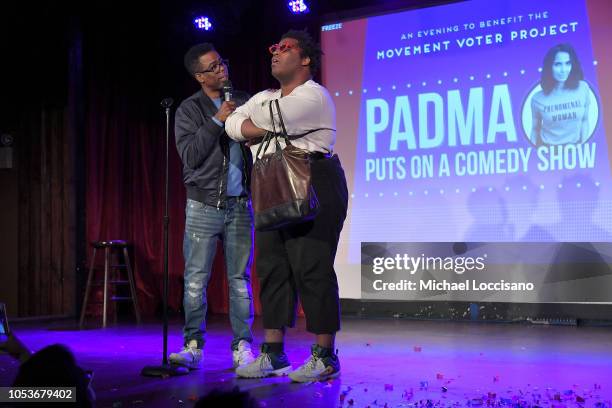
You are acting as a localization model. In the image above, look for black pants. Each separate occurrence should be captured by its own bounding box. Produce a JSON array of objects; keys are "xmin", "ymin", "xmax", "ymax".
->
[{"xmin": 256, "ymin": 155, "xmax": 348, "ymax": 334}]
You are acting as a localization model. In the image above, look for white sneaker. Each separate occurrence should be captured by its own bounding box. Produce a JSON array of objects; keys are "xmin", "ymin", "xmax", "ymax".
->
[
  {"xmin": 288, "ymin": 345, "xmax": 340, "ymax": 383},
  {"xmin": 232, "ymin": 340, "xmax": 255, "ymax": 368},
  {"xmin": 235, "ymin": 352, "xmax": 291, "ymax": 378},
  {"xmin": 168, "ymin": 339, "xmax": 202, "ymax": 369}
]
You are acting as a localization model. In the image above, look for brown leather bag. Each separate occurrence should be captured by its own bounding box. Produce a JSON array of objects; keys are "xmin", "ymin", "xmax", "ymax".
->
[{"xmin": 250, "ymin": 99, "xmax": 319, "ymax": 231}]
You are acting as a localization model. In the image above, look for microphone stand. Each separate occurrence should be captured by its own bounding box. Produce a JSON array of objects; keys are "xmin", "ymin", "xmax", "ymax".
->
[{"xmin": 141, "ymin": 98, "xmax": 188, "ymax": 377}]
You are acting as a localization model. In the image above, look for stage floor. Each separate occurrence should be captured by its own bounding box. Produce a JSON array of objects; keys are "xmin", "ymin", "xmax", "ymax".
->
[{"xmin": 1, "ymin": 316, "xmax": 611, "ymax": 408}]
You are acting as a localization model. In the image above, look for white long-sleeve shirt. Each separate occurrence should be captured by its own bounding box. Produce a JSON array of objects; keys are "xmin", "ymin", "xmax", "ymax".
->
[{"xmin": 225, "ymin": 80, "xmax": 336, "ymax": 160}]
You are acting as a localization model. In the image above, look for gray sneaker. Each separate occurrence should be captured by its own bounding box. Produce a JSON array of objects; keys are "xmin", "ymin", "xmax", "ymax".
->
[
  {"xmin": 288, "ymin": 344, "xmax": 340, "ymax": 383},
  {"xmin": 232, "ymin": 340, "xmax": 255, "ymax": 368},
  {"xmin": 169, "ymin": 339, "xmax": 202, "ymax": 369},
  {"xmin": 235, "ymin": 344, "xmax": 291, "ymax": 378}
]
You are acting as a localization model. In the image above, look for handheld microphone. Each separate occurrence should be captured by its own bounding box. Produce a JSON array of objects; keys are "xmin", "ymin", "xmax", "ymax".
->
[{"xmin": 222, "ymin": 80, "xmax": 233, "ymax": 102}]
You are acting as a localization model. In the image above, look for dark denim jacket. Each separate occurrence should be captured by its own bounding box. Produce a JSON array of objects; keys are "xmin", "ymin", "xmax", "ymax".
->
[{"xmin": 175, "ymin": 89, "xmax": 252, "ymax": 208}]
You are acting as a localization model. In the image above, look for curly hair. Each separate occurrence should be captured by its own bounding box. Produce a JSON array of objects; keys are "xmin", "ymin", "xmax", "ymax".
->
[{"xmin": 281, "ymin": 29, "xmax": 323, "ymax": 73}]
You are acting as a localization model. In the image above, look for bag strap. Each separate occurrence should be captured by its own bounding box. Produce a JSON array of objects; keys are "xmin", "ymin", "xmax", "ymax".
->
[
  {"xmin": 273, "ymin": 100, "xmax": 333, "ymax": 153},
  {"xmin": 286, "ymin": 127, "xmax": 336, "ymax": 140},
  {"xmin": 254, "ymin": 99, "xmax": 299, "ymax": 160},
  {"xmin": 268, "ymin": 100, "xmax": 283, "ymax": 153},
  {"xmin": 247, "ymin": 127, "xmax": 336, "ymax": 149},
  {"xmin": 273, "ymin": 99, "xmax": 292, "ymax": 146},
  {"xmin": 254, "ymin": 100, "xmax": 282, "ymax": 161},
  {"xmin": 254, "ymin": 131, "xmax": 273, "ymax": 161}
]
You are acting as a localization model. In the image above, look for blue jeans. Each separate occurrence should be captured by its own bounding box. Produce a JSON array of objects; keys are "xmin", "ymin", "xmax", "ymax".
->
[{"xmin": 182, "ymin": 197, "xmax": 254, "ymax": 350}]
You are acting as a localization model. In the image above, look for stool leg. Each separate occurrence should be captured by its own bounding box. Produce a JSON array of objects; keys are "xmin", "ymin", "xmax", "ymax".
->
[
  {"xmin": 79, "ymin": 247, "xmax": 97, "ymax": 328},
  {"xmin": 113, "ymin": 250, "xmax": 118, "ymax": 326},
  {"xmin": 103, "ymin": 247, "xmax": 110, "ymax": 328},
  {"xmin": 123, "ymin": 247, "xmax": 141, "ymax": 324}
]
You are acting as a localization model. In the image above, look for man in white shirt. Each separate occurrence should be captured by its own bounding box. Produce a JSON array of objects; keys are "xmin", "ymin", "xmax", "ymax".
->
[{"xmin": 226, "ymin": 30, "xmax": 348, "ymax": 383}]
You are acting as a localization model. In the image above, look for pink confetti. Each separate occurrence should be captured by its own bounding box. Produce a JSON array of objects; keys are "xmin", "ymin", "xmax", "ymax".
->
[
  {"xmin": 384, "ymin": 384, "xmax": 394, "ymax": 391},
  {"xmin": 340, "ymin": 388, "xmax": 352, "ymax": 402},
  {"xmin": 436, "ymin": 373, "xmax": 444, "ymax": 380},
  {"xmin": 414, "ymin": 346, "xmax": 422, "ymax": 352},
  {"xmin": 493, "ymin": 375, "xmax": 500, "ymax": 383}
]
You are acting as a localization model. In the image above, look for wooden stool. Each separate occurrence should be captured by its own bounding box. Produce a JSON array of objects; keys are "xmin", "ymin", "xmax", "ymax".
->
[{"xmin": 79, "ymin": 240, "xmax": 141, "ymax": 328}]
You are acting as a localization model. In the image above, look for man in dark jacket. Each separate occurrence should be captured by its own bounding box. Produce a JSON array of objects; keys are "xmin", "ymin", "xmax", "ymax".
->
[{"xmin": 171, "ymin": 43, "xmax": 255, "ymax": 370}]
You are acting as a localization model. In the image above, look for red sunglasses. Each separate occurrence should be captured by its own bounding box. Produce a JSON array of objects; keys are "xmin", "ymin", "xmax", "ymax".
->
[{"xmin": 268, "ymin": 43, "xmax": 297, "ymax": 54}]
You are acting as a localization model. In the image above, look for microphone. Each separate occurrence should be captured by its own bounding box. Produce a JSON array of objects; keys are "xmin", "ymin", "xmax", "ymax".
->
[
  {"xmin": 160, "ymin": 98, "xmax": 174, "ymax": 109},
  {"xmin": 222, "ymin": 80, "xmax": 233, "ymax": 102}
]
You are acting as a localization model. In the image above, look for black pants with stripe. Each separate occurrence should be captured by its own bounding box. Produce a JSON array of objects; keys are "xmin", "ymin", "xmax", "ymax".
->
[{"xmin": 255, "ymin": 154, "xmax": 348, "ymax": 334}]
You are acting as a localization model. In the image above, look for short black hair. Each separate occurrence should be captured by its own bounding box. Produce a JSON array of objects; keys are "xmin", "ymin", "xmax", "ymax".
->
[
  {"xmin": 281, "ymin": 29, "xmax": 322, "ymax": 73},
  {"xmin": 184, "ymin": 43, "xmax": 216, "ymax": 76},
  {"xmin": 540, "ymin": 43, "xmax": 584, "ymax": 95}
]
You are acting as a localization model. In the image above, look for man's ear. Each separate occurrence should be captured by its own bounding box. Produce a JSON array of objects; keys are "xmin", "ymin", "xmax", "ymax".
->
[
  {"xmin": 301, "ymin": 56, "xmax": 311, "ymax": 67},
  {"xmin": 194, "ymin": 72, "xmax": 205, "ymax": 85}
]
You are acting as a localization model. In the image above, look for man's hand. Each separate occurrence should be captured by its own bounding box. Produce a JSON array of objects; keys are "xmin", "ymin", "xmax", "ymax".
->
[
  {"xmin": 245, "ymin": 133, "xmax": 266, "ymax": 147},
  {"xmin": 240, "ymin": 119, "xmax": 268, "ymax": 140},
  {"xmin": 214, "ymin": 101, "xmax": 236, "ymax": 123}
]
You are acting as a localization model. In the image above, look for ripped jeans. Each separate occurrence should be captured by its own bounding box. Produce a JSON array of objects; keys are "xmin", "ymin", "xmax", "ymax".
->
[{"xmin": 182, "ymin": 197, "xmax": 254, "ymax": 350}]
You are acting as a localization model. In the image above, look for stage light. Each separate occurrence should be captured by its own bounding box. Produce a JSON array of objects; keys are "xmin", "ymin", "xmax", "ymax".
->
[
  {"xmin": 194, "ymin": 16, "xmax": 212, "ymax": 31},
  {"xmin": 288, "ymin": 0, "xmax": 309, "ymax": 14}
]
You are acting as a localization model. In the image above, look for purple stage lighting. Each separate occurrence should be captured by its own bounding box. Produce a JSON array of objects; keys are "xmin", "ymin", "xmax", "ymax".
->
[
  {"xmin": 288, "ymin": 0, "xmax": 309, "ymax": 14},
  {"xmin": 194, "ymin": 16, "xmax": 212, "ymax": 31}
]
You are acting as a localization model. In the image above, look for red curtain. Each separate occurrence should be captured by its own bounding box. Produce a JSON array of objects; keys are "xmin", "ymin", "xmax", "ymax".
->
[
  {"xmin": 84, "ymin": 97, "xmax": 266, "ymax": 317},
  {"xmin": 80, "ymin": 14, "xmax": 268, "ymax": 317}
]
